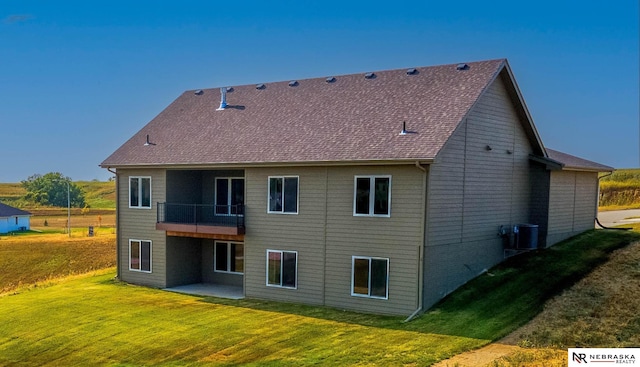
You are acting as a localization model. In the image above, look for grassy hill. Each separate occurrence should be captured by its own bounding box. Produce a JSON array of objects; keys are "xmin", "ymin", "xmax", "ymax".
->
[
  {"xmin": 0, "ymin": 180, "xmax": 115, "ymax": 209},
  {"xmin": 0, "ymin": 233, "xmax": 116, "ymax": 294},
  {"xmin": 599, "ymin": 168, "xmax": 640, "ymax": 210},
  {"xmin": 0, "ymin": 183, "xmax": 24, "ymax": 206}
]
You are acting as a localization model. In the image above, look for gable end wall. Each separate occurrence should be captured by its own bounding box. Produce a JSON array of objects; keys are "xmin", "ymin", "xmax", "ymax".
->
[{"xmin": 424, "ymin": 75, "xmax": 533, "ymax": 308}]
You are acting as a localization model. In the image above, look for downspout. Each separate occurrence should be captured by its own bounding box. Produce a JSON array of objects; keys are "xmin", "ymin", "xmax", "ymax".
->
[
  {"xmin": 107, "ymin": 167, "xmax": 120, "ymax": 280},
  {"xmin": 404, "ymin": 162, "xmax": 427, "ymax": 322},
  {"xmin": 595, "ymin": 172, "xmax": 630, "ymax": 230},
  {"xmin": 596, "ymin": 172, "xmax": 612, "ymax": 223},
  {"xmin": 597, "ymin": 172, "xmax": 612, "ymax": 212}
]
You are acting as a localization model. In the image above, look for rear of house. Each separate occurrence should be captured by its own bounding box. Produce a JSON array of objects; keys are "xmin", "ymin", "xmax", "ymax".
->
[
  {"xmin": 103, "ymin": 59, "xmax": 612, "ymax": 316},
  {"xmin": 115, "ymin": 164, "xmax": 425, "ymax": 315}
]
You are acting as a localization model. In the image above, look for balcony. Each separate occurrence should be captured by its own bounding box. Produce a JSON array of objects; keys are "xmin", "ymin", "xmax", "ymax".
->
[{"xmin": 157, "ymin": 203, "xmax": 245, "ymax": 239}]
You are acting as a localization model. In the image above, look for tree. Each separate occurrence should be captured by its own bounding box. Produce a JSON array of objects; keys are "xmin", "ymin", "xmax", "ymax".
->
[{"xmin": 21, "ymin": 172, "xmax": 86, "ymax": 208}]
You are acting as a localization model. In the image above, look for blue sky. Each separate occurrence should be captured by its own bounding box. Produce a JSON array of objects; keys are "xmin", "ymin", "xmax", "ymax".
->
[{"xmin": 1, "ymin": 1, "xmax": 638, "ymax": 182}]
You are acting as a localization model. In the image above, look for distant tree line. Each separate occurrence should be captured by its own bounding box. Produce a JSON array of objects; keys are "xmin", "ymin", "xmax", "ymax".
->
[{"xmin": 21, "ymin": 172, "xmax": 86, "ymax": 208}]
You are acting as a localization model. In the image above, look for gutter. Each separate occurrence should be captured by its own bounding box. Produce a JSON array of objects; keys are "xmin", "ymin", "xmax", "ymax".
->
[{"xmin": 99, "ymin": 158, "xmax": 436, "ymax": 171}]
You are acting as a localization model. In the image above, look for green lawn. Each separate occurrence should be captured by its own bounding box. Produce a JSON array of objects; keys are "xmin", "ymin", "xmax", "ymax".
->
[
  {"xmin": 410, "ymin": 229, "xmax": 640, "ymax": 341},
  {"xmin": 0, "ymin": 270, "xmax": 481, "ymax": 366},
  {"xmin": 1, "ymin": 229, "xmax": 638, "ymax": 366}
]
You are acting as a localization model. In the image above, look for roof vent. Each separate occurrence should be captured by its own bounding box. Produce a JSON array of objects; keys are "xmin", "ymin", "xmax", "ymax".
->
[
  {"xmin": 326, "ymin": 77, "xmax": 336, "ymax": 83},
  {"xmin": 406, "ymin": 68, "xmax": 418, "ymax": 75},
  {"xmin": 399, "ymin": 121, "xmax": 408, "ymax": 135},
  {"xmin": 256, "ymin": 83, "xmax": 266, "ymax": 90},
  {"xmin": 456, "ymin": 63, "xmax": 469, "ymax": 71},
  {"xmin": 364, "ymin": 72, "xmax": 376, "ymax": 79},
  {"xmin": 216, "ymin": 87, "xmax": 227, "ymax": 111},
  {"xmin": 194, "ymin": 89, "xmax": 203, "ymax": 95},
  {"xmin": 144, "ymin": 134, "xmax": 156, "ymax": 146},
  {"xmin": 226, "ymin": 87, "xmax": 234, "ymax": 92},
  {"xmin": 288, "ymin": 80, "xmax": 298, "ymax": 87}
]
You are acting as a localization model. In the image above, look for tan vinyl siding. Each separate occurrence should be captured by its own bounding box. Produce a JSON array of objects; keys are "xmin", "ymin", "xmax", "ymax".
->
[
  {"xmin": 574, "ymin": 173, "xmax": 598, "ymax": 230},
  {"xmin": 118, "ymin": 168, "xmax": 167, "ymax": 287},
  {"xmin": 426, "ymin": 124, "xmax": 465, "ymax": 247},
  {"xmin": 244, "ymin": 166, "xmax": 327, "ymax": 306},
  {"xmin": 547, "ymin": 171, "xmax": 576, "ymax": 244},
  {"xmin": 529, "ymin": 163, "xmax": 551, "ymax": 248},
  {"xmin": 243, "ymin": 165, "xmax": 423, "ymax": 316},
  {"xmin": 424, "ymin": 76, "xmax": 534, "ymax": 308},
  {"xmin": 547, "ymin": 171, "xmax": 598, "ymax": 245},
  {"xmin": 324, "ymin": 165, "xmax": 424, "ymax": 316}
]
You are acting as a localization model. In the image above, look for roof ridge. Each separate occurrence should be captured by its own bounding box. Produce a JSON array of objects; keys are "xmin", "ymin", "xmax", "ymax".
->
[{"xmin": 186, "ymin": 58, "xmax": 508, "ymax": 93}]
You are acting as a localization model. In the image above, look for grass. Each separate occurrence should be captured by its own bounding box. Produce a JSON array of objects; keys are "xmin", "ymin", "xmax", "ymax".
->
[
  {"xmin": 29, "ymin": 212, "xmax": 116, "ymax": 230},
  {"xmin": 0, "ymin": 180, "xmax": 115, "ymax": 209},
  {"xmin": 0, "ymin": 182, "xmax": 24, "ymax": 200},
  {"xmin": 484, "ymin": 232, "xmax": 640, "ymax": 367},
  {"xmin": 0, "ymin": 232, "xmax": 116, "ymax": 294},
  {"xmin": 76, "ymin": 180, "xmax": 116, "ymax": 208},
  {"xmin": 599, "ymin": 168, "xmax": 640, "ymax": 210},
  {"xmin": 504, "ymin": 240, "xmax": 640, "ymax": 349},
  {"xmin": 409, "ymin": 229, "xmax": 640, "ymax": 341},
  {"xmin": 0, "ymin": 271, "xmax": 481, "ymax": 366},
  {"xmin": 1, "ymin": 229, "xmax": 638, "ymax": 366},
  {"xmin": 488, "ymin": 349, "xmax": 566, "ymax": 367}
]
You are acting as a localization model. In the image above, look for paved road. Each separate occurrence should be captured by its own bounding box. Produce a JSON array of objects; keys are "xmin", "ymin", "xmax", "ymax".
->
[{"xmin": 596, "ymin": 209, "xmax": 640, "ymax": 228}]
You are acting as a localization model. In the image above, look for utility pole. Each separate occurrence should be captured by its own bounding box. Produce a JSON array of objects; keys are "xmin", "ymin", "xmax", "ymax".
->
[{"xmin": 67, "ymin": 180, "xmax": 71, "ymax": 238}]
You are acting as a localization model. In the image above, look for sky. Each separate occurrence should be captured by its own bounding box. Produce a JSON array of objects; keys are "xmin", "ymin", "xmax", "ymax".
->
[{"xmin": 1, "ymin": 0, "xmax": 638, "ymax": 182}]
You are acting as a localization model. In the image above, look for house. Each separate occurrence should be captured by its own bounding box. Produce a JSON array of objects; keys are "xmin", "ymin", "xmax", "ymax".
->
[
  {"xmin": 101, "ymin": 59, "xmax": 613, "ymax": 316},
  {"xmin": 0, "ymin": 202, "xmax": 31, "ymax": 234}
]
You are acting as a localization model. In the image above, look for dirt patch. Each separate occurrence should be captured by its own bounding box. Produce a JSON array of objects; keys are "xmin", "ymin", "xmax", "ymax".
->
[{"xmin": 432, "ymin": 344, "xmax": 521, "ymax": 367}]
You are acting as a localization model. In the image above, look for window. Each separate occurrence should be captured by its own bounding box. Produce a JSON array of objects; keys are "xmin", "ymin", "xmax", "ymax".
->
[
  {"xmin": 129, "ymin": 177, "xmax": 151, "ymax": 208},
  {"xmin": 266, "ymin": 250, "xmax": 297, "ymax": 288},
  {"xmin": 351, "ymin": 256, "xmax": 389, "ymax": 299},
  {"xmin": 214, "ymin": 241, "xmax": 244, "ymax": 274},
  {"xmin": 354, "ymin": 176, "xmax": 391, "ymax": 216},
  {"xmin": 268, "ymin": 176, "xmax": 299, "ymax": 214},
  {"xmin": 129, "ymin": 240, "xmax": 152, "ymax": 273},
  {"xmin": 215, "ymin": 178, "xmax": 244, "ymax": 215}
]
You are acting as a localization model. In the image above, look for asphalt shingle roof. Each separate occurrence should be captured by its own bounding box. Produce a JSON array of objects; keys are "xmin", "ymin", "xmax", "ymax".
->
[
  {"xmin": 546, "ymin": 148, "xmax": 614, "ymax": 172},
  {"xmin": 101, "ymin": 59, "xmax": 508, "ymax": 167},
  {"xmin": 0, "ymin": 202, "xmax": 31, "ymax": 218}
]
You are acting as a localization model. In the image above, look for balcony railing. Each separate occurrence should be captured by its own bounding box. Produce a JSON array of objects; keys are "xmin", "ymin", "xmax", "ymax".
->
[{"xmin": 157, "ymin": 203, "xmax": 245, "ymax": 231}]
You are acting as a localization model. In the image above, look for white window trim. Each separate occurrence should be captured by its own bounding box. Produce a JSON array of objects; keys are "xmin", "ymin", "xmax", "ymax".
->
[
  {"xmin": 129, "ymin": 239, "xmax": 152, "ymax": 273},
  {"xmin": 128, "ymin": 176, "xmax": 152, "ymax": 209},
  {"xmin": 351, "ymin": 255, "xmax": 389, "ymax": 300},
  {"xmin": 213, "ymin": 240, "xmax": 244, "ymax": 275},
  {"xmin": 266, "ymin": 249, "xmax": 298, "ymax": 289},
  {"xmin": 267, "ymin": 176, "xmax": 300, "ymax": 215},
  {"xmin": 214, "ymin": 177, "xmax": 245, "ymax": 216},
  {"xmin": 353, "ymin": 175, "xmax": 392, "ymax": 217}
]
